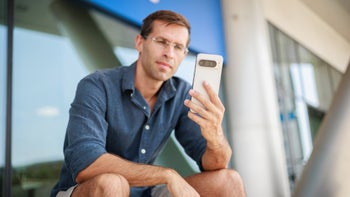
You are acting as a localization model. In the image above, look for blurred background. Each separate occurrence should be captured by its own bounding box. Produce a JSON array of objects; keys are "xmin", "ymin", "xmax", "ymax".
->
[{"xmin": 1, "ymin": 0, "xmax": 349, "ymax": 196}]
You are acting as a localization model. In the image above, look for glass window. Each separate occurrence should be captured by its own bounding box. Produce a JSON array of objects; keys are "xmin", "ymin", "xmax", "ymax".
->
[
  {"xmin": 0, "ymin": 24, "xmax": 6, "ymax": 197},
  {"xmin": 11, "ymin": 1, "xmax": 89, "ymax": 195},
  {"xmin": 268, "ymin": 23, "xmax": 343, "ymax": 191},
  {"xmin": 11, "ymin": 27, "xmax": 88, "ymax": 196},
  {"xmin": 1, "ymin": 0, "xmax": 7, "ymax": 194}
]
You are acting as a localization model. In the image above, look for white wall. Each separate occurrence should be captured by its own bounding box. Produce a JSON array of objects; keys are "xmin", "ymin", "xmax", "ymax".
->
[{"xmin": 263, "ymin": 0, "xmax": 350, "ymax": 73}]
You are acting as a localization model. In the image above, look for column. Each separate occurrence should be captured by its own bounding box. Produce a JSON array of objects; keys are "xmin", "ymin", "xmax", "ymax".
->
[{"xmin": 221, "ymin": 0, "xmax": 290, "ymax": 196}]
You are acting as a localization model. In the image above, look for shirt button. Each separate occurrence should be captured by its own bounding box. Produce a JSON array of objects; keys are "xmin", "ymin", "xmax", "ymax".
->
[
  {"xmin": 145, "ymin": 125, "xmax": 150, "ymax": 130},
  {"xmin": 130, "ymin": 93, "xmax": 133, "ymax": 97},
  {"xmin": 143, "ymin": 106, "xmax": 147, "ymax": 109},
  {"xmin": 141, "ymin": 149, "xmax": 146, "ymax": 154}
]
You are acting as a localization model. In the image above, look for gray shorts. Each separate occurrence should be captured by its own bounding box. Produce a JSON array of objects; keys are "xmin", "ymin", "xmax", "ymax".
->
[
  {"xmin": 151, "ymin": 184, "xmax": 171, "ymax": 197},
  {"xmin": 56, "ymin": 184, "xmax": 170, "ymax": 197},
  {"xmin": 56, "ymin": 185, "xmax": 77, "ymax": 197}
]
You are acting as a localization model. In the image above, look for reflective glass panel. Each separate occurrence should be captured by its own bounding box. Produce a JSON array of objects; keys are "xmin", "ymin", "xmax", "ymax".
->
[
  {"xmin": 11, "ymin": 26, "xmax": 88, "ymax": 195},
  {"xmin": 1, "ymin": 0, "xmax": 7, "ymax": 194},
  {"xmin": 11, "ymin": 0, "xmax": 89, "ymax": 195},
  {"xmin": 268, "ymin": 23, "xmax": 343, "ymax": 191},
  {"xmin": 0, "ymin": 23, "xmax": 6, "ymax": 197}
]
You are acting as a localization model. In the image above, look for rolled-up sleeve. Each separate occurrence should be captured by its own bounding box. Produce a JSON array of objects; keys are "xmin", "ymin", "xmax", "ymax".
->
[{"xmin": 64, "ymin": 74, "xmax": 108, "ymax": 180}]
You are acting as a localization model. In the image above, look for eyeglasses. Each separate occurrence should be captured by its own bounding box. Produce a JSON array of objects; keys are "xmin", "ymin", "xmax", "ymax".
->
[{"xmin": 144, "ymin": 36, "xmax": 188, "ymax": 55}]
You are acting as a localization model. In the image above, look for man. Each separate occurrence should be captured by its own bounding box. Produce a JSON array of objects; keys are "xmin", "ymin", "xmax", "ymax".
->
[{"xmin": 51, "ymin": 10, "xmax": 246, "ymax": 197}]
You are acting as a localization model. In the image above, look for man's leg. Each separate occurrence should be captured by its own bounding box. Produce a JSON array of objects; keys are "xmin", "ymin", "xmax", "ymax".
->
[
  {"xmin": 71, "ymin": 173, "xmax": 130, "ymax": 197},
  {"xmin": 185, "ymin": 169, "xmax": 246, "ymax": 197}
]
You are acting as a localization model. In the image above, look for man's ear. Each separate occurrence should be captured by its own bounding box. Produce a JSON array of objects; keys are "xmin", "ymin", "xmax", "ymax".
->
[{"xmin": 135, "ymin": 34, "xmax": 143, "ymax": 52}]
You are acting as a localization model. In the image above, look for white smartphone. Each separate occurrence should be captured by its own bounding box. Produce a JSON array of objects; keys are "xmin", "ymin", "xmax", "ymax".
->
[{"xmin": 191, "ymin": 53, "xmax": 223, "ymax": 109}]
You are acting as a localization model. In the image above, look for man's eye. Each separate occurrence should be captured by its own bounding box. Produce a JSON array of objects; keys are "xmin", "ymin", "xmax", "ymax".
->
[
  {"xmin": 157, "ymin": 39, "xmax": 167, "ymax": 45},
  {"xmin": 174, "ymin": 45, "xmax": 183, "ymax": 50}
]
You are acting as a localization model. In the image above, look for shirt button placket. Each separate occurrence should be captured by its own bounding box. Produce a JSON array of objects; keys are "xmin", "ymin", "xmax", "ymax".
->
[
  {"xmin": 145, "ymin": 125, "xmax": 150, "ymax": 130},
  {"xmin": 140, "ymin": 124, "xmax": 150, "ymax": 161}
]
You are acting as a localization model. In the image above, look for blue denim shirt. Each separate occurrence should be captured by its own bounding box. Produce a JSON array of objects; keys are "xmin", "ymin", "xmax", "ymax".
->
[{"xmin": 51, "ymin": 62, "xmax": 206, "ymax": 197}]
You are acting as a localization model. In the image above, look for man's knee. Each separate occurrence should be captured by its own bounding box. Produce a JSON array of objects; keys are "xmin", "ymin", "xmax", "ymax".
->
[
  {"xmin": 187, "ymin": 169, "xmax": 246, "ymax": 197},
  {"xmin": 219, "ymin": 169, "xmax": 243, "ymax": 184},
  {"xmin": 92, "ymin": 173, "xmax": 130, "ymax": 196},
  {"xmin": 216, "ymin": 169, "xmax": 246, "ymax": 196}
]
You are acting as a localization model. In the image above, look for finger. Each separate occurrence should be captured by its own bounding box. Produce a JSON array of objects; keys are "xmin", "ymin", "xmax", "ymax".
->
[
  {"xmin": 187, "ymin": 109, "xmax": 210, "ymax": 127},
  {"xmin": 185, "ymin": 88, "xmax": 224, "ymax": 123},
  {"xmin": 187, "ymin": 104, "xmax": 222, "ymax": 127},
  {"xmin": 187, "ymin": 90, "xmax": 224, "ymax": 122},
  {"xmin": 185, "ymin": 99, "xmax": 224, "ymax": 131},
  {"xmin": 184, "ymin": 99, "xmax": 212, "ymax": 120},
  {"xmin": 202, "ymin": 81, "xmax": 225, "ymax": 111},
  {"xmin": 189, "ymin": 89, "xmax": 215, "ymax": 112},
  {"xmin": 187, "ymin": 110, "xmax": 224, "ymax": 142}
]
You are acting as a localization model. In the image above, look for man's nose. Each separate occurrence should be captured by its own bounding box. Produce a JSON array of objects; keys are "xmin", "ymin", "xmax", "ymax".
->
[{"xmin": 163, "ymin": 44, "xmax": 176, "ymax": 58}]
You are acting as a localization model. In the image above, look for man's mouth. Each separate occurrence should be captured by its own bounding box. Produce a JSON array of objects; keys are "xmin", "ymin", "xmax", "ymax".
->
[{"xmin": 157, "ymin": 61, "xmax": 172, "ymax": 70}]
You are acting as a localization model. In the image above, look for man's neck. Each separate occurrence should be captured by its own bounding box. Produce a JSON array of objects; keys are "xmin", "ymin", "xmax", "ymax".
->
[{"xmin": 135, "ymin": 70, "xmax": 163, "ymax": 110}]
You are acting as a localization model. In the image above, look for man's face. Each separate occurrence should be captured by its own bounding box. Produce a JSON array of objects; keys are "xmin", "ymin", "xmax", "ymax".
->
[{"xmin": 136, "ymin": 20, "xmax": 189, "ymax": 82}]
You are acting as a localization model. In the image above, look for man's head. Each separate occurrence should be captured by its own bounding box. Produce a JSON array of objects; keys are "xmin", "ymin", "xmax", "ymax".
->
[
  {"xmin": 135, "ymin": 10, "xmax": 191, "ymax": 83},
  {"xmin": 140, "ymin": 10, "xmax": 191, "ymax": 47}
]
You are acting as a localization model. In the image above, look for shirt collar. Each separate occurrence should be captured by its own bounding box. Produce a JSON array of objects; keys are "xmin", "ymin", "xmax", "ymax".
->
[
  {"xmin": 121, "ymin": 62, "xmax": 137, "ymax": 92},
  {"xmin": 121, "ymin": 61, "xmax": 177, "ymax": 100}
]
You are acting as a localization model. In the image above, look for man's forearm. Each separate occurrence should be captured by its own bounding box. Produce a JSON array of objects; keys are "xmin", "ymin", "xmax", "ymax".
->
[
  {"xmin": 75, "ymin": 153, "xmax": 177, "ymax": 187},
  {"xmin": 201, "ymin": 138, "xmax": 232, "ymax": 171}
]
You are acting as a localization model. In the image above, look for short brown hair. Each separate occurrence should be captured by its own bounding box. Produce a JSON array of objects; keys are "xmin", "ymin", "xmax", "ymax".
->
[{"xmin": 140, "ymin": 10, "xmax": 191, "ymax": 46}]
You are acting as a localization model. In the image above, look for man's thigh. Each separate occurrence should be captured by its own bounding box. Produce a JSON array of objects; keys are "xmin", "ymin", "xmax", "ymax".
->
[
  {"xmin": 56, "ymin": 184, "xmax": 170, "ymax": 197},
  {"xmin": 185, "ymin": 169, "xmax": 246, "ymax": 197}
]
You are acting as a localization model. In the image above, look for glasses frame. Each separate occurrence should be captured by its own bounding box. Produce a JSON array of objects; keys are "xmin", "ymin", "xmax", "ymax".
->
[{"xmin": 143, "ymin": 36, "xmax": 189, "ymax": 55}]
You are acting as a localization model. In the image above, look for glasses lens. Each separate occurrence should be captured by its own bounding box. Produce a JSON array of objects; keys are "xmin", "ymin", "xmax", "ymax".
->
[{"xmin": 152, "ymin": 37, "xmax": 187, "ymax": 54}]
